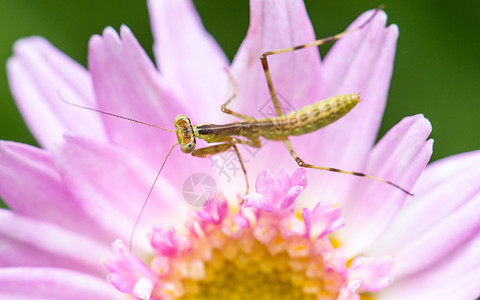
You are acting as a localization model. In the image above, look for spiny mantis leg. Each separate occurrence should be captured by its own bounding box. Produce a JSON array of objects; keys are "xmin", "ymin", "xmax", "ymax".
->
[
  {"xmin": 221, "ymin": 70, "xmax": 253, "ymax": 120},
  {"xmin": 192, "ymin": 137, "xmax": 262, "ymax": 194},
  {"xmin": 260, "ymin": 6, "xmax": 384, "ymax": 117},
  {"xmin": 283, "ymin": 139, "xmax": 413, "ymax": 196}
]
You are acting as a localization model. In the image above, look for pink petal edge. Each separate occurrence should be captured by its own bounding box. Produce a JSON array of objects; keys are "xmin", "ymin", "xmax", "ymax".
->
[
  {"xmin": 339, "ymin": 114, "xmax": 433, "ymax": 257},
  {"xmin": 379, "ymin": 234, "xmax": 480, "ymax": 300},
  {"xmin": 0, "ymin": 267, "xmax": 118, "ymax": 299},
  {"xmin": 148, "ymin": 0, "xmax": 229, "ymax": 123},
  {"xmin": 7, "ymin": 37, "xmax": 107, "ymax": 148},
  {"xmin": 0, "ymin": 209, "xmax": 110, "ymax": 277}
]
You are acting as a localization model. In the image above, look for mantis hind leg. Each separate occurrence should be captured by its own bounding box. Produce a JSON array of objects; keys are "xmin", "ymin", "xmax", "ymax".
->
[
  {"xmin": 283, "ymin": 139, "xmax": 412, "ymax": 196},
  {"xmin": 257, "ymin": 7, "xmax": 413, "ymax": 195},
  {"xmin": 259, "ymin": 6, "xmax": 384, "ymax": 117}
]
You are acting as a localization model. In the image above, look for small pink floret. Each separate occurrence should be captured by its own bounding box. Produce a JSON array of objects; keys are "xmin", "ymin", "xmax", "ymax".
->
[
  {"xmin": 244, "ymin": 168, "xmax": 307, "ymax": 212},
  {"xmin": 149, "ymin": 227, "xmax": 179, "ymax": 257},
  {"xmin": 104, "ymin": 239, "xmax": 157, "ymax": 298},
  {"xmin": 302, "ymin": 201, "xmax": 346, "ymax": 240},
  {"xmin": 347, "ymin": 255, "xmax": 394, "ymax": 293},
  {"xmin": 196, "ymin": 197, "xmax": 228, "ymax": 224}
]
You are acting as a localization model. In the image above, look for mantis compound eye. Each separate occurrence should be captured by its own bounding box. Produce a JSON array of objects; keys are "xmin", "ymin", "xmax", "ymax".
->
[{"xmin": 181, "ymin": 141, "xmax": 196, "ymax": 153}]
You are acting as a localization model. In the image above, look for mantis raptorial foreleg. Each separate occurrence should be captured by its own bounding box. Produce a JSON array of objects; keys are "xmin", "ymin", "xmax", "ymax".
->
[{"xmin": 192, "ymin": 137, "xmax": 261, "ymax": 194}]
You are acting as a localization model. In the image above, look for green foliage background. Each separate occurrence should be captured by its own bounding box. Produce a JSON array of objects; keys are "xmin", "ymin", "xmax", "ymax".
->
[{"xmin": 0, "ymin": 0, "xmax": 479, "ymax": 209}]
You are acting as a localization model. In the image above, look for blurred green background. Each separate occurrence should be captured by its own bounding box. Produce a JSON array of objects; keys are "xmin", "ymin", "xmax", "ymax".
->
[{"xmin": 0, "ymin": 0, "xmax": 479, "ymax": 208}]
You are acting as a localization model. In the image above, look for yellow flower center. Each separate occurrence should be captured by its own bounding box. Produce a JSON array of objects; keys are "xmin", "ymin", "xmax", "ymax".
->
[{"xmin": 156, "ymin": 219, "xmax": 344, "ymax": 299}]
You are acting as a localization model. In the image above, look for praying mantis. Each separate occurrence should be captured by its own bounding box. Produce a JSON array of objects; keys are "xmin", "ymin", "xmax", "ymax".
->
[{"xmin": 63, "ymin": 6, "xmax": 411, "ymax": 249}]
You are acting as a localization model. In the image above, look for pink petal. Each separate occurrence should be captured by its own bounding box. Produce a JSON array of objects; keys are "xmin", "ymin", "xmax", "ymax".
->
[
  {"xmin": 348, "ymin": 255, "xmax": 394, "ymax": 293},
  {"xmin": 373, "ymin": 151, "xmax": 480, "ymax": 260},
  {"xmin": 415, "ymin": 150, "xmax": 480, "ymax": 195},
  {"xmin": 323, "ymin": 247, "xmax": 348, "ymax": 275},
  {"xmin": 132, "ymin": 277, "xmax": 155, "ymax": 300},
  {"xmin": 243, "ymin": 192, "xmax": 273, "ymax": 211},
  {"xmin": 0, "ymin": 267, "xmax": 118, "ymax": 299},
  {"xmin": 300, "ymin": 11, "xmax": 399, "ymax": 204},
  {"xmin": 254, "ymin": 169, "xmax": 274, "ymax": 195},
  {"xmin": 234, "ymin": 214, "xmax": 251, "ymax": 229},
  {"xmin": 0, "ymin": 209, "xmax": 110, "ymax": 277},
  {"xmin": 281, "ymin": 185, "xmax": 304, "ymax": 209},
  {"xmin": 271, "ymin": 168, "xmax": 292, "ymax": 196},
  {"xmin": 379, "ymin": 234, "xmax": 480, "ymax": 300},
  {"xmin": 7, "ymin": 37, "xmax": 107, "ymax": 148},
  {"xmin": 196, "ymin": 197, "xmax": 229, "ymax": 224},
  {"xmin": 0, "ymin": 141, "xmax": 112, "ymax": 241},
  {"xmin": 104, "ymin": 239, "xmax": 157, "ymax": 298},
  {"xmin": 254, "ymin": 168, "xmax": 290, "ymax": 200},
  {"xmin": 53, "ymin": 135, "xmax": 187, "ymax": 247},
  {"xmin": 302, "ymin": 201, "xmax": 345, "ymax": 239},
  {"xmin": 339, "ymin": 115, "xmax": 433, "ymax": 257},
  {"xmin": 148, "ymin": 0, "xmax": 229, "ymax": 122},
  {"xmin": 291, "ymin": 168, "xmax": 307, "ymax": 189},
  {"xmin": 389, "ymin": 193, "xmax": 480, "ymax": 278},
  {"xmin": 231, "ymin": 0, "xmax": 322, "ymax": 119},
  {"xmin": 149, "ymin": 227, "xmax": 179, "ymax": 257},
  {"xmin": 399, "ymin": 150, "xmax": 480, "ymax": 236}
]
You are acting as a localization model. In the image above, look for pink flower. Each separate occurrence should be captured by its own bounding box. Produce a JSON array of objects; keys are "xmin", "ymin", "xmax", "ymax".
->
[
  {"xmin": 1, "ymin": 0, "xmax": 479, "ymax": 299},
  {"xmin": 105, "ymin": 171, "xmax": 396, "ymax": 299}
]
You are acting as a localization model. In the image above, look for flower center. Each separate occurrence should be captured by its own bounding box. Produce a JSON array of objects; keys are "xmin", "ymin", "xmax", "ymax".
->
[
  {"xmin": 153, "ymin": 210, "xmax": 344, "ymax": 299},
  {"xmin": 178, "ymin": 235, "xmax": 329, "ymax": 299}
]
